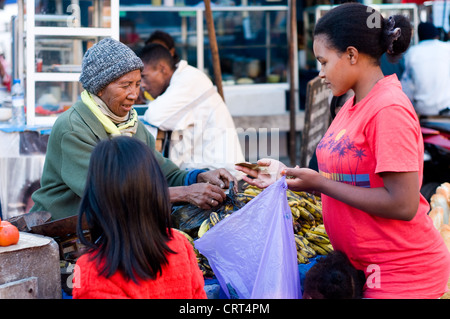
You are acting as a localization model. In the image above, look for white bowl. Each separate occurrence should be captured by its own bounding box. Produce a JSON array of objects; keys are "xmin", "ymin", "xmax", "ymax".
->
[{"xmin": 0, "ymin": 108, "xmax": 12, "ymax": 121}]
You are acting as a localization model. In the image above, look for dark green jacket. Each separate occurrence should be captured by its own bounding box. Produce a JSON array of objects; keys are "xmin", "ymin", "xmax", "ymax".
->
[{"xmin": 30, "ymin": 101, "xmax": 188, "ymax": 220}]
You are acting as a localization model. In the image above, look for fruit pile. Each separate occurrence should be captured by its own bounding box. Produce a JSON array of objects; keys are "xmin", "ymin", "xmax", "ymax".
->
[
  {"xmin": 281, "ymin": 186, "xmax": 332, "ymax": 264},
  {"xmin": 175, "ymin": 183, "xmax": 333, "ymax": 277},
  {"xmin": 238, "ymin": 185, "xmax": 333, "ymax": 264}
]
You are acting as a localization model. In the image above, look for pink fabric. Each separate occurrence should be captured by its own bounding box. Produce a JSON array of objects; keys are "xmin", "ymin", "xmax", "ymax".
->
[{"xmin": 316, "ymin": 75, "xmax": 450, "ymax": 299}]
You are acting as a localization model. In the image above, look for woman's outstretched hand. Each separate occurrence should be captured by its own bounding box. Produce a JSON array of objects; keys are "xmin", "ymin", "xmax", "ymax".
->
[
  {"xmin": 282, "ymin": 167, "xmax": 322, "ymax": 193},
  {"xmin": 235, "ymin": 158, "xmax": 287, "ymax": 189}
]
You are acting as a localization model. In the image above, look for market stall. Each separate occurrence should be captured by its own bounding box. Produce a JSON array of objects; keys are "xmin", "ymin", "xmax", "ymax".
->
[
  {"xmin": 0, "ymin": 125, "xmax": 50, "ymax": 219},
  {"xmin": 0, "ymin": 0, "xmax": 449, "ymax": 300}
]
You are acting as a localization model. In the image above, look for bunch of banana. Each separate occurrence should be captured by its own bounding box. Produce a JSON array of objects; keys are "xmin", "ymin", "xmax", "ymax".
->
[
  {"xmin": 308, "ymin": 224, "xmax": 328, "ymax": 237},
  {"xmin": 293, "ymin": 226, "xmax": 333, "ymax": 264},
  {"xmin": 296, "ymin": 219, "xmax": 313, "ymax": 236},
  {"xmin": 209, "ymin": 211, "xmax": 221, "ymax": 227},
  {"xmin": 292, "ymin": 190, "xmax": 321, "ymax": 206},
  {"xmin": 299, "ymin": 199, "xmax": 323, "ymax": 223},
  {"xmin": 209, "ymin": 211, "xmax": 231, "ymax": 227},
  {"xmin": 242, "ymin": 185, "xmax": 262, "ymax": 197},
  {"xmin": 302, "ymin": 225, "xmax": 333, "ymax": 256},
  {"xmin": 197, "ymin": 219, "xmax": 211, "ymax": 238},
  {"xmin": 286, "ymin": 189, "xmax": 323, "ymax": 224},
  {"xmin": 294, "ymin": 234, "xmax": 317, "ymax": 264}
]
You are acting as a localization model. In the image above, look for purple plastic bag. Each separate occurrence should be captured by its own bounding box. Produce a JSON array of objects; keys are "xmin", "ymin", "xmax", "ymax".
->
[{"xmin": 195, "ymin": 176, "xmax": 301, "ymax": 299}]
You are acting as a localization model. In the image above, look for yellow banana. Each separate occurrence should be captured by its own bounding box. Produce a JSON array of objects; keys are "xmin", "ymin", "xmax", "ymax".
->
[
  {"xmin": 293, "ymin": 221, "xmax": 302, "ymax": 234},
  {"xmin": 314, "ymin": 195, "xmax": 322, "ymax": 205},
  {"xmin": 308, "ymin": 242, "xmax": 328, "ymax": 255},
  {"xmin": 287, "ymin": 189, "xmax": 301, "ymax": 200},
  {"xmin": 318, "ymin": 243, "xmax": 334, "ymax": 253},
  {"xmin": 297, "ymin": 234, "xmax": 312, "ymax": 248},
  {"xmin": 298, "ymin": 206, "xmax": 316, "ymax": 224},
  {"xmin": 301, "ymin": 200, "xmax": 323, "ymax": 219},
  {"xmin": 235, "ymin": 193, "xmax": 255, "ymax": 204},
  {"xmin": 288, "ymin": 198, "xmax": 301, "ymax": 207},
  {"xmin": 224, "ymin": 204, "xmax": 234, "ymax": 212},
  {"xmin": 209, "ymin": 212, "xmax": 221, "ymax": 226},
  {"xmin": 294, "ymin": 234, "xmax": 306, "ymax": 249},
  {"xmin": 290, "ymin": 206, "xmax": 301, "ymax": 219},
  {"xmin": 294, "ymin": 239, "xmax": 303, "ymax": 252},
  {"xmin": 298, "ymin": 247, "xmax": 316, "ymax": 258},
  {"xmin": 292, "ymin": 191, "xmax": 316, "ymax": 203},
  {"xmin": 300, "ymin": 222, "xmax": 311, "ymax": 230},
  {"xmin": 197, "ymin": 219, "xmax": 211, "ymax": 238},
  {"xmin": 297, "ymin": 251, "xmax": 310, "ymax": 264},
  {"xmin": 304, "ymin": 231, "xmax": 330, "ymax": 244},
  {"xmin": 243, "ymin": 185, "xmax": 262, "ymax": 195},
  {"xmin": 309, "ymin": 225, "xmax": 328, "ymax": 238},
  {"xmin": 294, "ymin": 235, "xmax": 316, "ymax": 257}
]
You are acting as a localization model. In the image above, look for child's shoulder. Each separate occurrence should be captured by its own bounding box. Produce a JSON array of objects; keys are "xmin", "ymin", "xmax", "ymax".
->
[{"xmin": 170, "ymin": 229, "xmax": 195, "ymax": 250}]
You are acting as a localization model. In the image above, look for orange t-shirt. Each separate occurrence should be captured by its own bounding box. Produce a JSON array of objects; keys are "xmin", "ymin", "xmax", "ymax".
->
[
  {"xmin": 72, "ymin": 230, "xmax": 207, "ymax": 299},
  {"xmin": 316, "ymin": 75, "xmax": 450, "ymax": 299}
]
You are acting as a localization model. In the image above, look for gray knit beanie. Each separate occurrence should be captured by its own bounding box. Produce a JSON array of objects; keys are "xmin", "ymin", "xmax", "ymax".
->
[{"xmin": 79, "ymin": 38, "xmax": 144, "ymax": 95}]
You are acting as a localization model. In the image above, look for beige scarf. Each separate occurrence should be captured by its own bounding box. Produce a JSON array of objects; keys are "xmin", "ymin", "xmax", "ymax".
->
[{"xmin": 81, "ymin": 90, "xmax": 138, "ymax": 136}]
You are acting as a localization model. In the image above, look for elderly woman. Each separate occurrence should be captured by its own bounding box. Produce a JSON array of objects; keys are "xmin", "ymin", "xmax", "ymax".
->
[{"xmin": 30, "ymin": 38, "xmax": 236, "ymax": 221}]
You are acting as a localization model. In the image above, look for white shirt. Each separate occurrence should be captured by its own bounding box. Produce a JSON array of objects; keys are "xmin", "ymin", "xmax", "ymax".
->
[
  {"xmin": 401, "ymin": 39, "xmax": 450, "ymax": 116},
  {"xmin": 143, "ymin": 60, "xmax": 245, "ymax": 178}
]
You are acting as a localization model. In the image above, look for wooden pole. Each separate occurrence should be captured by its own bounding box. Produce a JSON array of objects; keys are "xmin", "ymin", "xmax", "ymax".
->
[
  {"xmin": 288, "ymin": 0, "xmax": 297, "ymax": 166},
  {"xmin": 204, "ymin": 0, "xmax": 225, "ymax": 101}
]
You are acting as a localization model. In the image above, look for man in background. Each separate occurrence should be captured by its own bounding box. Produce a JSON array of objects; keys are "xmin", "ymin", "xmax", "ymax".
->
[
  {"xmin": 138, "ymin": 44, "xmax": 245, "ymax": 178},
  {"xmin": 401, "ymin": 22, "xmax": 450, "ymax": 116}
]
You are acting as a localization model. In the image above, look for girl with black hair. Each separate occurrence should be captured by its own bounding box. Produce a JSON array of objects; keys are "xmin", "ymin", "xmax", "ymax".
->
[
  {"xmin": 72, "ymin": 136, "xmax": 206, "ymax": 299},
  {"xmin": 303, "ymin": 251, "xmax": 366, "ymax": 299},
  {"xmin": 236, "ymin": 3, "xmax": 450, "ymax": 299}
]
